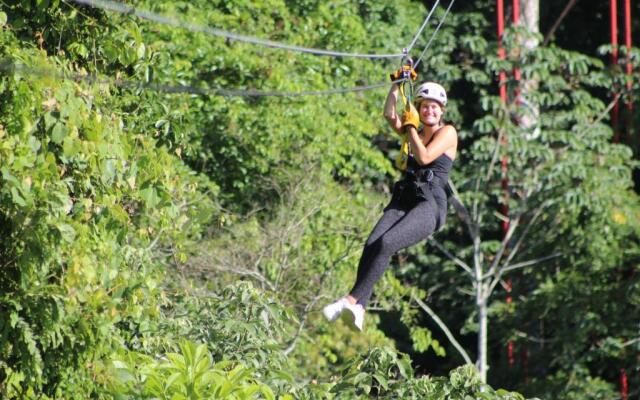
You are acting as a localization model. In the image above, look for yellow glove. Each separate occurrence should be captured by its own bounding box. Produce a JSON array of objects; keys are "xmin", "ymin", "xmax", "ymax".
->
[
  {"xmin": 389, "ymin": 65, "xmax": 417, "ymax": 82},
  {"xmin": 401, "ymin": 103, "xmax": 420, "ymax": 130}
]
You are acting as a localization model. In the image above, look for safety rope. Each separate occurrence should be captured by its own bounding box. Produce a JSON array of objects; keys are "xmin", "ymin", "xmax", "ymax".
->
[
  {"xmin": 71, "ymin": 0, "xmax": 405, "ymax": 60},
  {"xmin": 395, "ymin": 80, "xmax": 412, "ymax": 171}
]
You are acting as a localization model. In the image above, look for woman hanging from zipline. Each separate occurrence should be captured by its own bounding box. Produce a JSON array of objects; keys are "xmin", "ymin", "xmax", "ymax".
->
[{"xmin": 323, "ymin": 72, "xmax": 458, "ymax": 331}]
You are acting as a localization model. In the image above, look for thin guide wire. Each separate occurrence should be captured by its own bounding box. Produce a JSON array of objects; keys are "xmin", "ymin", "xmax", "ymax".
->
[{"xmin": 1, "ymin": 60, "xmax": 403, "ymax": 98}]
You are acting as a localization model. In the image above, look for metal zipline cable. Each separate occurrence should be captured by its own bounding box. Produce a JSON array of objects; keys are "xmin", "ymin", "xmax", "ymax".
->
[
  {"xmin": 71, "ymin": 0, "xmax": 407, "ymax": 59},
  {"xmin": 5, "ymin": 1, "xmax": 453, "ymax": 98},
  {"xmin": 0, "ymin": 60, "xmax": 404, "ymax": 98},
  {"xmin": 414, "ymin": 0, "xmax": 455, "ymax": 69},
  {"xmin": 405, "ymin": 0, "xmax": 441, "ymax": 55}
]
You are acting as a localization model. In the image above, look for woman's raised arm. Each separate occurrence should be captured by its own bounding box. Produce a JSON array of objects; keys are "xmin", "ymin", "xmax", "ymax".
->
[{"xmin": 383, "ymin": 83, "xmax": 404, "ymax": 135}]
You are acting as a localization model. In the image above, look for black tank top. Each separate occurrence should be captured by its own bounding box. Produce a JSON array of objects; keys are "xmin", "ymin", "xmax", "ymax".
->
[
  {"xmin": 407, "ymin": 128, "xmax": 455, "ymax": 184},
  {"xmin": 407, "ymin": 129, "xmax": 455, "ymax": 209}
]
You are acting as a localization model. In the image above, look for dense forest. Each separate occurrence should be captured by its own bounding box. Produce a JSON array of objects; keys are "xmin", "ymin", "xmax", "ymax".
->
[{"xmin": 0, "ymin": 0, "xmax": 639, "ymax": 399}]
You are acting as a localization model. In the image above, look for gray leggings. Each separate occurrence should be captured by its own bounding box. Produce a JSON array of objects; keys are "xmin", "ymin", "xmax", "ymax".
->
[{"xmin": 349, "ymin": 198, "xmax": 443, "ymax": 307}]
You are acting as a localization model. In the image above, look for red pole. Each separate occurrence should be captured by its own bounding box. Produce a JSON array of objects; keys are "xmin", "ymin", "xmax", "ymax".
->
[
  {"xmin": 622, "ymin": 3, "xmax": 632, "ymax": 397},
  {"xmin": 497, "ymin": 0, "xmax": 509, "ymax": 234},
  {"xmin": 611, "ymin": 0, "xmax": 619, "ymax": 62},
  {"xmin": 513, "ymin": 0, "xmax": 521, "ymax": 97},
  {"xmin": 624, "ymin": 0, "xmax": 633, "ymax": 139},
  {"xmin": 620, "ymin": 368, "xmax": 628, "ymax": 400},
  {"xmin": 498, "ymin": 0, "xmax": 513, "ymax": 368},
  {"xmin": 611, "ymin": 0, "xmax": 620, "ymax": 142},
  {"xmin": 509, "ymin": 0, "xmax": 521, "ymax": 371},
  {"xmin": 504, "ymin": 282, "xmax": 515, "ymax": 366},
  {"xmin": 498, "ymin": 0, "xmax": 508, "ymax": 104},
  {"xmin": 611, "ymin": 0, "xmax": 619, "ymax": 74}
]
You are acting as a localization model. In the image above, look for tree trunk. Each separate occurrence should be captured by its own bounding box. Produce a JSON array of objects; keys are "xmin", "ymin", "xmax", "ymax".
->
[
  {"xmin": 477, "ymin": 288, "xmax": 489, "ymax": 383},
  {"xmin": 521, "ymin": 0, "xmax": 539, "ymax": 35},
  {"xmin": 518, "ymin": 0, "xmax": 540, "ymax": 136},
  {"xmin": 475, "ymin": 0, "xmax": 542, "ymax": 385}
]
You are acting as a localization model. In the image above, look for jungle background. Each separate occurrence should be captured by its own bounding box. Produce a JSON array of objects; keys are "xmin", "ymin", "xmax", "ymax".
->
[{"xmin": 1, "ymin": 0, "xmax": 639, "ymax": 398}]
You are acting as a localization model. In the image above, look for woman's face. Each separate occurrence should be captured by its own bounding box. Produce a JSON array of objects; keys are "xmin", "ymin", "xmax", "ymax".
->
[{"xmin": 418, "ymin": 99, "xmax": 444, "ymax": 127}]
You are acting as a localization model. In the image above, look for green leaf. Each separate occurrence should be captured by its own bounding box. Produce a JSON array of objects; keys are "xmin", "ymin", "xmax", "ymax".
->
[
  {"xmin": 10, "ymin": 187, "xmax": 26, "ymax": 207},
  {"xmin": 51, "ymin": 123, "xmax": 67, "ymax": 144},
  {"xmin": 55, "ymin": 223, "xmax": 76, "ymax": 242},
  {"xmin": 140, "ymin": 186, "xmax": 160, "ymax": 208},
  {"xmin": 9, "ymin": 312, "xmax": 19, "ymax": 328},
  {"xmin": 62, "ymin": 136, "xmax": 79, "ymax": 158},
  {"xmin": 69, "ymin": 42, "xmax": 89, "ymax": 59}
]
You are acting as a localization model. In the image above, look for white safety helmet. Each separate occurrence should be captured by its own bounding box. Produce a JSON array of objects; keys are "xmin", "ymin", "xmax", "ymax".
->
[{"xmin": 414, "ymin": 82, "xmax": 447, "ymax": 107}]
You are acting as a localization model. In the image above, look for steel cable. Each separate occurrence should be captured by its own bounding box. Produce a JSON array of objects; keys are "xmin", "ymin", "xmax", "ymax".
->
[
  {"xmin": 405, "ymin": 0, "xmax": 441, "ymax": 55},
  {"xmin": 414, "ymin": 0, "xmax": 456, "ymax": 69},
  {"xmin": 4, "ymin": 1, "xmax": 451, "ymax": 97},
  {"xmin": 71, "ymin": 0, "xmax": 405, "ymax": 59}
]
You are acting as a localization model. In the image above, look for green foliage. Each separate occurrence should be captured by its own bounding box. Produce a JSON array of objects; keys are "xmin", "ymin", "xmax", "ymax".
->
[
  {"xmin": 2, "ymin": 0, "xmax": 637, "ymax": 399},
  {"xmin": 331, "ymin": 351, "xmax": 528, "ymax": 399},
  {"xmin": 110, "ymin": 341, "xmax": 276, "ymax": 400},
  {"xmin": 107, "ymin": 281, "xmax": 529, "ymax": 400},
  {"xmin": 155, "ymin": 283, "xmax": 296, "ymax": 383},
  {"xmin": 0, "ymin": 27, "xmax": 216, "ymax": 397},
  {"xmin": 413, "ymin": 15, "xmax": 640, "ymax": 398}
]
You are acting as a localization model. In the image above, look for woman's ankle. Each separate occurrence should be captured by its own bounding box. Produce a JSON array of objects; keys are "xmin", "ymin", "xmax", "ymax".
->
[{"xmin": 345, "ymin": 295, "xmax": 358, "ymax": 305}]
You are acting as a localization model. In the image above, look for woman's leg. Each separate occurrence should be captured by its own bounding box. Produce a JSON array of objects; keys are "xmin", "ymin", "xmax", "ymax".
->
[
  {"xmin": 349, "ymin": 202, "xmax": 406, "ymax": 297},
  {"xmin": 349, "ymin": 200, "xmax": 438, "ymax": 307}
]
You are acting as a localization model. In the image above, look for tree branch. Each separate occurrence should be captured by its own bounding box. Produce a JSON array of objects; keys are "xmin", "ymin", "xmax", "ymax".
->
[
  {"xmin": 146, "ymin": 228, "xmax": 165, "ymax": 251},
  {"xmin": 414, "ymin": 296, "xmax": 474, "ymax": 365},
  {"xmin": 486, "ymin": 253, "xmax": 560, "ymax": 300},
  {"xmin": 283, "ymin": 240, "xmax": 358, "ymax": 355},
  {"xmin": 515, "ymin": 330, "xmax": 556, "ymax": 344},
  {"xmin": 284, "ymin": 293, "xmax": 324, "ymax": 356},
  {"xmin": 484, "ymin": 212, "xmax": 522, "ymax": 280},
  {"xmin": 573, "ymin": 93, "xmax": 622, "ymax": 134},
  {"xmin": 500, "ymin": 253, "xmax": 562, "ymax": 274},
  {"xmin": 486, "ymin": 202, "xmax": 547, "ymax": 279},
  {"xmin": 472, "ymin": 127, "xmax": 505, "ymax": 230},
  {"xmin": 428, "ymin": 238, "xmax": 474, "ymax": 277},
  {"xmin": 211, "ymin": 259, "xmax": 277, "ymax": 292},
  {"xmin": 622, "ymin": 337, "xmax": 640, "ymax": 348},
  {"xmin": 543, "ymin": 0, "xmax": 579, "ymax": 46},
  {"xmin": 447, "ymin": 179, "xmax": 477, "ymax": 243}
]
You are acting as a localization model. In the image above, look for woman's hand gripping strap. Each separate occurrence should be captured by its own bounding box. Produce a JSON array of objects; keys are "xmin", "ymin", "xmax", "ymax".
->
[{"xmin": 394, "ymin": 57, "xmax": 417, "ymax": 171}]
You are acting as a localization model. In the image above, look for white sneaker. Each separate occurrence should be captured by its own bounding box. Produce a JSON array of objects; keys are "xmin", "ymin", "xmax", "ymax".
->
[
  {"xmin": 341, "ymin": 302, "xmax": 365, "ymax": 331},
  {"xmin": 322, "ymin": 298, "xmax": 349, "ymax": 322}
]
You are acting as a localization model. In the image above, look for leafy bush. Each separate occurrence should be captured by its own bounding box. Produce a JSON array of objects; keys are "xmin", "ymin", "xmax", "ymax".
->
[
  {"xmin": 110, "ymin": 341, "xmax": 276, "ymax": 400},
  {"xmin": 0, "ymin": 30, "xmax": 215, "ymax": 397}
]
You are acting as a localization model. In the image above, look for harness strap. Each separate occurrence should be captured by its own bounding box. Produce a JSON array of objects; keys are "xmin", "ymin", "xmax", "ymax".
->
[{"xmin": 392, "ymin": 168, "xmax": 449, "ymax": 229}]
